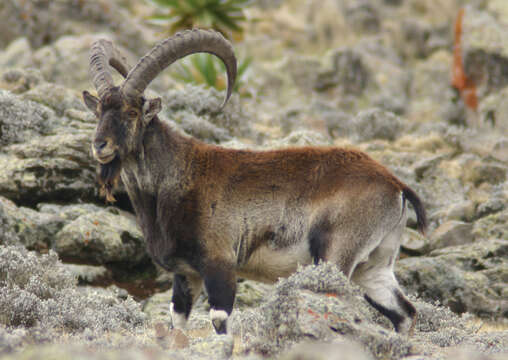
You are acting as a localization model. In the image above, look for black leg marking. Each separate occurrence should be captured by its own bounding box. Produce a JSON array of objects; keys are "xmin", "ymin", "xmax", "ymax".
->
[
  {"xmin": 308, "ymin": 216, "xmax": 332, "ymax": 265},
  {"xmin": 364, "ymin": 294, "xmax": 404, "ymax": 332},
  {"xmin": 172, "ymin": 274, "xmax": 193, "ymax": 318},
  {"xmin": 394, "ymin": 289, "xmax": 416, "ymax": 319},
  {"xmin": 203, "ymin": 264, "xmax": 236, "ymax": 334}
]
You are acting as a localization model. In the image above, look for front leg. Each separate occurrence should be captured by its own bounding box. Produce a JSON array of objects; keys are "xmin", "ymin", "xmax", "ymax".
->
[
  {"xmin": 170, "ymin": 273, "xmax": 203, "ymax": 330},
  {"xmin": 203, "ymin": 263, "xmax": 237, "ymax": 334}
]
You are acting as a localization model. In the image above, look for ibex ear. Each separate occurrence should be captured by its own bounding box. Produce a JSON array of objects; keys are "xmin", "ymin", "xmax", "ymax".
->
[
  {"xmin": 83, "ymin": 91, "xmax": 100, "ymax": 117},
  {"xmin": 142, "ymin": 98, "xmax": 161, "ymax": 124}
]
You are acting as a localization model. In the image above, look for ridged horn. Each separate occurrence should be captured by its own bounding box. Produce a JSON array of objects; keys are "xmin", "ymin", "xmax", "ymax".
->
[
  {"xmin": 122, "ymin": 29, "xmax": 237, "ymax": 108},
  {"xmin": 89, "ymin": 39, "xmax": 131, "ymax": 98}
]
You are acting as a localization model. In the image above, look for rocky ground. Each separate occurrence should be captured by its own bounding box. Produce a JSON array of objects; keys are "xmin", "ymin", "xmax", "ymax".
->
[{"xmin": 0, "ymin": 0, "xmax": 507, "ymax": 359}]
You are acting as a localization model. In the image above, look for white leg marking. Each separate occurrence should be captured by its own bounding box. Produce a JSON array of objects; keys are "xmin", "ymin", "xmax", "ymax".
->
[
  {"xmin": 210, "ymin": 309, "xmax": 228, "ymax": 333},
  {"xmin": 170, "ymin": 302, "xmax": 187, "ymax": 330}
]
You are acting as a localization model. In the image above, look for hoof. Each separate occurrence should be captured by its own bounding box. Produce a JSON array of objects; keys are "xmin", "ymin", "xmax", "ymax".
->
[
  {"xmin": 210, "ymin": 309, "xmax": 228, "ymax": 334},
  {"xmin": 170, "ymin": 302, "xmax": 188, "ymax": 330}
]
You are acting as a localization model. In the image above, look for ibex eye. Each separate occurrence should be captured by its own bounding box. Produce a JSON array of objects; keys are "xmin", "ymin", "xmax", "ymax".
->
[{"xmin": 128, "ymin": 110, "xmax": 138, "ymax": 118}]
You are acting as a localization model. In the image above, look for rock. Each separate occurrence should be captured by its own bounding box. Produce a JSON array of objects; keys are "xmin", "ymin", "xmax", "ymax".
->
[
  {"xmin": 22, "ymin": 82, "xmax": 86, "ymax": 116},
  {"xmin": 0, "ymin": 90, "xmax": 58, "ymax": 147},
  {"xmin": 0, "ymin": 38, "xmax": 33, "ymax": 69},
  {"xmin": 281, "ymin": 340, "xmax": 374, "ymax": 360},
  {"xmin": 265, "ymin": 130, "xmax": 331, "ymax": 148},
  {"xmin": 0, "ymin": 196, "xmax": 63, "ymax": 251},
  {"xmin": 343, "ymin": 1, "xmax": 381, "ymax": 34},
  {"xmin": 230, "ymin": 263, "xmax": 410, "ymax": 358},
  {"xmin": 0, "ymin": 68, "xmax": 43, "ymax": 94},
  {"xmin": 472, "ymin": 209, "xmax": 508, "ymax": 241},
  {"xmin": 31, "ymin": 34, "xmax": 134, "ymax": 91},
  {"xmin": 315, "ymin": 48, "xmax": 370, "ymax": 95},
  {"xmin": 462, "ymin": 6, "xmax": 508, "ymax": 96},
  {"xmin": 235, "ymin": 280, "xmax": 273, "ymax": 311},
  {"xmin": 37, "ymin": 203, "xmax": 105, "ymax": 222},
  {"xmin": 230, "ymin": 262, "xmax": 507, "ymax": 358},
  {"xmin": 154, "ymin": 325, "xmax": 189, "ymax": 350},
  {"xmin": 396, "ymin": 239, "xmax": 508, "ymax": 320},
  {"xmin": 184, "ymin": 334, "xmax": 234, "ymax": 359},
  {"xmin": 440, "ymin": 200, "xmax": 476, "ymax": 222},
  {"xmin": 0, "ymin": 133, "xmax": 97, "ymax": 206},
  {"xmin": 478, "ymin": 87, "xmax": 508, "ymax": 132},
  {"xmin": 0, "ymin": 0, "xmax": 151, "ymax": 52},
  {"xmin": 399, "ymin": 19, "xmax": 451, "ymax": 59},
  {"xmin": 430, "ymin": 220, "xmax": 474, "ymax": 250},
  {"xmin": 351, "ymin": 108, "xmax": 403, "ymax": 142},
  {"xmin": 0, "ymin": 199, "xmax": 22, "ymax": 246},
  {"xmin": 161, "ymin": 84, "xmax": 254, "ymax": 142},
  {"xmin": 476, "ymin": 198, "xmax": 506, "ymax": 220},
  {"xmin": 62, "ymin": 264, "xmax": 112, "ymax": 286},
  {"xmin": 401, "ymin": 228, "xmax": 431, "ymax": 255},
  {"xmin": 491, "ymin": 137, "xmax": 508, "ymax": 162},
  {"xmin": 408, "ymin": 50, "xmax": 465, "ymax": 125},
  {"xmin": 142, "ymin": 290, "xmax": 173, "ymax": 324},
  {"xmin": 469, "ymin": 163, "xmax": 507, "ymax": 187},
  {"xmin": 54, "ymin": 208, "xmax": 146, "ymax": 265}
]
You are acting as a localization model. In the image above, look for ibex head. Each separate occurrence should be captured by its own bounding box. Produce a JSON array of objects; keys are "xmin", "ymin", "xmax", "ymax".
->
[{"xmin": 82, "ymin": 29, "xmax": 237, "ymax": 200}]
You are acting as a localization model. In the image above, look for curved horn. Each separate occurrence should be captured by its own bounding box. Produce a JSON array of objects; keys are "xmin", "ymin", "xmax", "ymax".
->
[
  {"xmin": 122, "ymin": 29, "xmax": 237, "ymax": 108},
  {"xmin": 89, "ymin": 39, "xmax": 131, "ymax": 98}
]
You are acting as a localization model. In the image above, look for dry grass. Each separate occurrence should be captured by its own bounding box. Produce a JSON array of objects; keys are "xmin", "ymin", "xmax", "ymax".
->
[{"xmin": 470, "ymin": 318, "xmax": 508, "ymax": 333}]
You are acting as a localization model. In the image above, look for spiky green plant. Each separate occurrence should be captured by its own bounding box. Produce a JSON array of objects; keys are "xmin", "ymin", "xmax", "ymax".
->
[
  {"xmin": 172, "ymin": 53, "xmax": 252, "ymax": 94},
  {"xmin": 147, "ymin": 0, "xmax": 251, "ymax": 39}
]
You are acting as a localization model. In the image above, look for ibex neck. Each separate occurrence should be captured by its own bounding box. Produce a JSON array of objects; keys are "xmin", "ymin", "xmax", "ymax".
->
[{"xmin": 121, "ymin": 117, "xmax": 196, "ymax": 195}]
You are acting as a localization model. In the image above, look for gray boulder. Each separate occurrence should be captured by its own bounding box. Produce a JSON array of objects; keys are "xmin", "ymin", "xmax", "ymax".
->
[
  {"xmin": 230, "ymin": 262, "xmax": 508, "ymax": 358},
  {"xmin": 430, "ymin": 220, "xmax": 474, "ymax": 250},
  {"xmin": 0, "ymin": 0, "xmax": 151, "ymax": 52},
  {"xmin": 161, "ymin": 84, "xmax": 254, "ymax": 143},
  {"xmin": 0, "ymin": 86, "xmax": 99, "ymax": 205},
  {"xmin": 462, "ymin": 6, "xmax": 508, "ymax": 96},
  {"xmin": 351, "ymin": 108, "xmax": 403, "ymax": 142},
  {"xmin": 396, "ymin": 239, "xmax": 508, "ymax": 320},
  {"xmin": 0, "ymin": 90, "xmax": 59, "ymax": 147},
  {"xmin": 54, "ymin": 207, "xmax": 146, "ymax": 265},
  {"xmin": 0, "ymin": 196, "xmax": 63, "ymax": 251}
]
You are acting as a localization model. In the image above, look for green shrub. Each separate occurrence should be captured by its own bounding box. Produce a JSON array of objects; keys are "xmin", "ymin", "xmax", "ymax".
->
[
  {"xmin": 172, "ymin": 52, "xmax": 252, "ymax": 95},
  {"xmin": 147, "ymin": 0, "xmax": 251, "ymax": 40}
]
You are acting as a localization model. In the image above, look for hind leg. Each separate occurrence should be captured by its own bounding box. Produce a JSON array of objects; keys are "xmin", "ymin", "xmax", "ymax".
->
[
  {"xmin": 351, "ymin": 220, "xmax": 416, "ymax": 334},
  {"xmin": 170, "ymin": 273, "xmax": 203, "ymax": 330}
]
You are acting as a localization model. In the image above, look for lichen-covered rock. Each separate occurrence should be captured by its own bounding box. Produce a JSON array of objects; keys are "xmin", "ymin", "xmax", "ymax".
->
[
  {"xmin": 31, "ymin": 34, "xmax": 134, "ymax": 91},
  {"xmin": 281, "ymin": 340, "xmax": 374, "ymax": 360},
  {"xmin": 230, "ymin": 262, "xmax": 508, "ymax": 359},
  {"xmin": 230, "ymin": 263, "xmax": 408, "ymax": 358},
  {"xmin": 161, "ymin": 84, "xmax": 253, "ymax": 142},
  {"xmin": 0, "ymin": 196, "xmax": 63, "ymax": 251},
  {"xmin": 0, "ymin": 133, "xmax": 97, "ymax": 206},
  {"xmin": 430, "ymin": 220, "xmax": 474, "ymax": 250},
  {"xmin": 462, "ymin": 6, "xmax": 508, "ymax": 95},
  {"xmin": 54, "ymin": 207, "xmax": 146, "ymax": 265},
  {"xmin": 351, "ymin": 108, "xmax": 403, "ymax": 142},
  {"xmin": 408, "ymin": 50, "xmax": 465, "ymax": 125},
  {"xmin": 0, "ymin": 68, "xmax": 43, "ymax": 94},
  {"xmin": 396, "ymin": 239, "xmax": 508, "ymax": 320},
  {"xmin": 22, "ymin": 82, "xmax": 87, "ymax": 116},
  {"xmin": 62, "ymin": 264, "xmax": 112, "ymax": 286},
  {"xmin": 0, "ymin": 0, "xmax": 151, "ymax": 52},
  {"xmin": 0, "ymin": 90, "xmax": 59, "ymax": 147},
  {"xmin": 0, "ymin": 38, "xmax": 33, "ymax": 70}
]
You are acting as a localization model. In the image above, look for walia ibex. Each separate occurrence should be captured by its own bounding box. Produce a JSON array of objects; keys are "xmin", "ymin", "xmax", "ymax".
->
[{"xmin": 83, "ymin": 29, "xmax": 427, "ymax": 335}]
